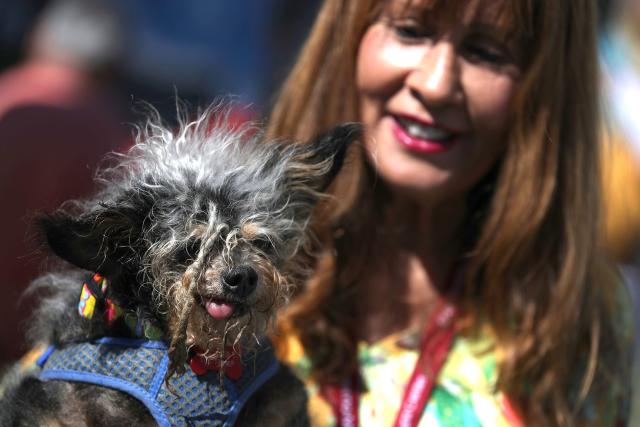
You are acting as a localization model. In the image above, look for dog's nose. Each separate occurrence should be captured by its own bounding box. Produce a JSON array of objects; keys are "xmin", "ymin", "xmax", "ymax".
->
[{"xmin": 222, "ymin": 265, "xmax": 258, "ymax": 298}]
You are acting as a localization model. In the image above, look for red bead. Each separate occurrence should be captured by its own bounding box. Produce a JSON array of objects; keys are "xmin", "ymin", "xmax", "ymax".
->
[
  {"xmin": 189, "ymin": 355, "xmax": 208, "ymax": 376},
  {"xmin": 224, "ymin": 356, "xmax": 243, "ymax": 380}
]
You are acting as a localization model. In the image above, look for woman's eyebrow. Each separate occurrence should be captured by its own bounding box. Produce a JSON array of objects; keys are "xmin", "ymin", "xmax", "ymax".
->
[{"xmin": 466, "ymin": 20, "xmax": 515, "ymax": 41}]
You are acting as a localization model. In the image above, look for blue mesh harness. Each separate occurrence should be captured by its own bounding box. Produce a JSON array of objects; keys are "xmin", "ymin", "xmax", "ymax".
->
[{"xmin": 36, "ymin": 337, "xmax": 279, "ymax": 427}]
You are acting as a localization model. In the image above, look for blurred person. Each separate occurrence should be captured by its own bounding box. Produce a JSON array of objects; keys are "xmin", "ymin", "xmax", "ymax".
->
[
  {"xmin": 0, "ymin": 0, "xmax": 131, "ymax": 367},
  {"xmin": 111, "ymin": 0, "xmax": 279, "ymax": 111},
  {"xmin": 107, "ymin": 0, "xmax": 323, "ymax": 114},
  {"xmin": 268, "ymin": 0, "xmax": 635, "ymax": 425},
  {"xmin": 0, "ymin": 0, "xmax": 50, "ymax": 71}
]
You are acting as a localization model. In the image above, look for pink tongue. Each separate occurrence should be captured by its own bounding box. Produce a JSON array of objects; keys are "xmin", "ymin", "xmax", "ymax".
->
[{"xmin": 205, "ymin": 300, "xmax": 235, "ymax": 320}]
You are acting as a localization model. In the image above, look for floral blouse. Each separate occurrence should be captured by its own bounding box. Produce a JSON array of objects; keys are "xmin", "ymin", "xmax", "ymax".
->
[
  {"xmin": 279, "ymin": 323, "xmax": 632, "ymax": 426},
  {"xmin": 281, "ymin": 330, "xmax": 521, "ymax": 426}
]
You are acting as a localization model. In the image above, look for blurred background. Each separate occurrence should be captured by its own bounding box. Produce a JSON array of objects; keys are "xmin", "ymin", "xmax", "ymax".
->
[
  {"xmin": 599, "ymin": 0, "xmax": 640, "ymax": 418},
  {"xmin": 0, "ymin": 0, "xmax": 639, "ymax": 378}
]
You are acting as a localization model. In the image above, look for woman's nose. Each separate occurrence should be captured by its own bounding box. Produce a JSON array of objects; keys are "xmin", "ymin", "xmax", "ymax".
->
[{"xmin": 406, "ymin": 42, "xmax": 461, "ymax": 106}]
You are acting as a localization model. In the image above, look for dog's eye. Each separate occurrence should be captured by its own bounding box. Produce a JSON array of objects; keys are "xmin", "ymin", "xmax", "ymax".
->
[
  {"xmin": 251, "ymin": 237, "xmax": 272, "ymax": 253},
  {"xmin": 175, "ymin": 238, "xmax": 201, "ymax": 265}
]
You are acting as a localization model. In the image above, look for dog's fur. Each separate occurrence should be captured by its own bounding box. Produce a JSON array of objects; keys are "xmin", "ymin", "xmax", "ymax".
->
[{"xmin": 0, "ymin": 106, "xmax": 359, "ymax": 426}]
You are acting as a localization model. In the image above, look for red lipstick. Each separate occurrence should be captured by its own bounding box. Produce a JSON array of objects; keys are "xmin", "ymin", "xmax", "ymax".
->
[{"xmin": 391, "ymin": 116, "xmax": 458, "ymax": 154}]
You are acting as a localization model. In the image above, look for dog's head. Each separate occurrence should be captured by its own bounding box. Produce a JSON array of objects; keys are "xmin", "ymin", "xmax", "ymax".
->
[{"xmin": 37, "ymin": 108, "xmax": 360, "ymax": 370}]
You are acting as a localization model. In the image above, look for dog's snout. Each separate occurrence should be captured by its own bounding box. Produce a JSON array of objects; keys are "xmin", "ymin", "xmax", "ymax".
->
[{"xmin": 222, "ymin": 265, "xmax": 258, "ymax": 298}]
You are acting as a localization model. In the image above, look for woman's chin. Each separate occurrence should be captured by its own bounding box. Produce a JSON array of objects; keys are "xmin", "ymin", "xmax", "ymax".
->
[{"xmin": 368, "ymin": 158, "xmax": 460, "ymax": 205}]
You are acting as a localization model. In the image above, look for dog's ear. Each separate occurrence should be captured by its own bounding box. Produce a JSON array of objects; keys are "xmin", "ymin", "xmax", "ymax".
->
[
  {"xmin": 301, "ymin": 123, "xmax": 361, "ymax": 192},
  {"xmin": 37, "ymin": 198, "xmax": 150, "ymax": 276}
]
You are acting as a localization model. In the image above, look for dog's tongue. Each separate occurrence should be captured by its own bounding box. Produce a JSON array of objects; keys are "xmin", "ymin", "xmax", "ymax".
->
[{"xmin": 205, "ymin": 299, "xmax": 235, "ymax": 320}]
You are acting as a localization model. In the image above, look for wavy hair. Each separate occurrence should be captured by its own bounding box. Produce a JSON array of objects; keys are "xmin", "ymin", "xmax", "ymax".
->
[{"xmin": 268, "ymin": 0, "xmax": 631, "ymax": 425}]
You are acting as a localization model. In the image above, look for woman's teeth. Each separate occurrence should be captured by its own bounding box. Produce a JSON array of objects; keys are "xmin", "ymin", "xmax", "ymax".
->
[{"xmin": 397, "ymin": 117, "xmax": 453, "ymax": 141}]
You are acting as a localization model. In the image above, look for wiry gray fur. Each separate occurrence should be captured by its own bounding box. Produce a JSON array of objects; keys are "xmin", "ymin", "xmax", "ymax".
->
[{"xmin": 0, "ymin": 104, "xmax": 360, "ymax": 426}]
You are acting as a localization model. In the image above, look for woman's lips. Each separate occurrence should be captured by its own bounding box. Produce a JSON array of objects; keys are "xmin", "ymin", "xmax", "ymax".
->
[{"xmin": 390, "ymin": 116, "xmax": 459, "ymax": 154}]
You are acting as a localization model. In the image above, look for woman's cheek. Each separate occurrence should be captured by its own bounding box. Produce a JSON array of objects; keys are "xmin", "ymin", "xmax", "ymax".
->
[
  {"xmin": 356, "ymin": 23, "xmax": 425, "ymax": 98},
  {"xmin": 465, "ymin": 70, "xmax": 517, "ymax": 138}
]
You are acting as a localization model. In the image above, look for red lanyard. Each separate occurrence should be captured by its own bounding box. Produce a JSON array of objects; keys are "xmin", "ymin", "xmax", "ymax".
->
[
  {"xmin": 321, "ymin": 301, "xmax": 457, "ymax": 427},
  {"xmin": 321, "ymin": 377, "xmax": 360, "ymax": 427}
]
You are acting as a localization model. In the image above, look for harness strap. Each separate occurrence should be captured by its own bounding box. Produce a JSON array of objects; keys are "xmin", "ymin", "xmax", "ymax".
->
[{"xmin": 38, "ymin": 337, "xmax": 279, "ymax": 427}]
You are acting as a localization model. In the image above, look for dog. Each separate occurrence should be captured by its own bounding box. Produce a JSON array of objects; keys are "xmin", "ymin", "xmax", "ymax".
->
[{"xmin": 0, "ymin": 106, "xmax": 360, "ymax": 426}]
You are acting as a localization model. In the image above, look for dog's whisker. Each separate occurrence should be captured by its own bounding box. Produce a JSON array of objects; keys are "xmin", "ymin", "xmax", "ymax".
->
[
  {"xmin": 252, "ymin": 332, "xmax": 261, "ymax": 347},
  {"xmin": 167, "ymin": 273, "xmax": 199, "ymax": 378}
]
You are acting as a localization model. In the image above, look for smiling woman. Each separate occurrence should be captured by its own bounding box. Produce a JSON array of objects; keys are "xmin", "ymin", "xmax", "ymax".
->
[
  {"xmin": 268, "ymin": 0, "xmax": 633, "ymax": 426},
  {"xmin": 356, "ymin": 0, "xmax": 520, "ymax": 202}
]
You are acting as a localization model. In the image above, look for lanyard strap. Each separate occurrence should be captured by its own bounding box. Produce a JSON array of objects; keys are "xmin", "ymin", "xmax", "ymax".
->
[
  {"xmin": 394, "ymin": 302, "xmax": 456, "ymax": 427},
  {"xmin": 322, "ymin": 301, "xmax": 457, "ymax": 427},
  {"xmin": 321, "ymin": 376, "xmax": 360, "ymax": 427}
]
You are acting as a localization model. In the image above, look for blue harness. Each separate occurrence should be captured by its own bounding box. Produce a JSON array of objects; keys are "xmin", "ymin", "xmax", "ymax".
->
[{"xmin": 36, "ymin": 337, "xmax": 279, "ymax": 427}]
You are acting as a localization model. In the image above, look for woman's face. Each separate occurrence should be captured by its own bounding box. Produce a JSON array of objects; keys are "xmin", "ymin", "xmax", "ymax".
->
[{"xmin": 356, "ymin": 0, "xmax": 521, "ymax": 204}]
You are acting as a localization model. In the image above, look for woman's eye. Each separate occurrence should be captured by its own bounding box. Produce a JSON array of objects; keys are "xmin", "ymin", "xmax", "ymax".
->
[
  {"xmin": 394, "ymin": 24, "xmax": 424, "ymax": 39},
  {"xmin": 463, "ymin": 40, "xmax": 510, "ymax": 65},
  {"xmin": 388, "ymin": 19, "xmax": 433, "ymax": 42}
]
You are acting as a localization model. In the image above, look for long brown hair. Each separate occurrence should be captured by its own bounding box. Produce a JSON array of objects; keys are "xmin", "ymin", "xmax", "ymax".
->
[{"xmin": 269, "ymin": 0, "xmax": 631, "ymax": 425}]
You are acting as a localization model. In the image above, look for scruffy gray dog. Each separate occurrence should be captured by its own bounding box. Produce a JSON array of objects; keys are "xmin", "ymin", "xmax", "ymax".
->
[{"xmin": 0, "ymin": 107, "xmax": 359, "ymax": 426}]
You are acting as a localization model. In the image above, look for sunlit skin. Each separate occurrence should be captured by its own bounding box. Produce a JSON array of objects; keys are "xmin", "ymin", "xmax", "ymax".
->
[{"xmin": 354, "ymin": 0, "xmax": 522, "ymax": 342}]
